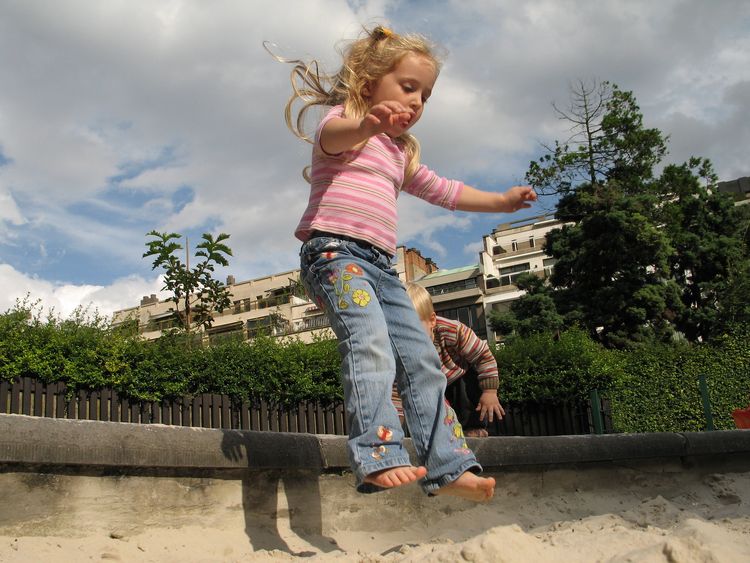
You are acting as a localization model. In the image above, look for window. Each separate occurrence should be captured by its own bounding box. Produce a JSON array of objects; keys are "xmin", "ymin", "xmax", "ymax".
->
[
  {"xmin": 543, "ymin": 257, "xmax": 556, "ymax": 277},
  {"xmin": 511, "ymin": 240, "xmax": 518, "ymax": 252},
  {"xmin": 497, "ymin": 262, "xmax": 531, "ymax": 287},
  {"xmin": 246, "ymin": 315, "xmax": 288, "ymax": 338},
  {"xmin": 425, "ymin": 278, "xmax": 478, "ymax": 296},
  {"xmin": 207, "ymin": 321, "xmax": 244, "ymax": 345},
  {"xmin": 499, "ymin": 262, "xmax": 530, "ymax": 275}
]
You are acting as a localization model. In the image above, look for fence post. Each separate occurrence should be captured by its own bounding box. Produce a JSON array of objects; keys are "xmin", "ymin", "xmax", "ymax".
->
[
  {"xmin": 698, "ymin": 374, "xmax": 715, "ymax": 431},
  {"xmin": 589, "ymin": 389, "xmax": 605, "ymax": 435}
]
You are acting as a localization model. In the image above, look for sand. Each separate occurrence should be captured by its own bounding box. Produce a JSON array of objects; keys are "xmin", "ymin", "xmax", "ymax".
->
[{"xmin": 0, "ymin": 464, "xmax": 749, "ymax": 562}]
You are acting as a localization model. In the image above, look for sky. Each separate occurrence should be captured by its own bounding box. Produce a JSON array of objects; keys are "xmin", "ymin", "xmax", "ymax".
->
[{"xmin": 1, "ymin": 0, "xmax": 748, "ymax": 319}]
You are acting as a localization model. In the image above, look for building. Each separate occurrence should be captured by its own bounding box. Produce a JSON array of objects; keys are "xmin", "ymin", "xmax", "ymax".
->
[
  {"xmin": 114, "ymin": 216, "xmax": 568, "ymax": 346},
  {"xmin": 113, "ymin": 246, "xmax": 439, "ymax": 344},
  {"xmin": 390, "ymin": 214, "xmax": 564, "ymax": 344},
  {"xmin": 717, "ymin": 176, "xmax": 750, "ymax": 206},
  {"xmin": 477, "ymin": 214, "xmax": 565, "ymax": 344}
]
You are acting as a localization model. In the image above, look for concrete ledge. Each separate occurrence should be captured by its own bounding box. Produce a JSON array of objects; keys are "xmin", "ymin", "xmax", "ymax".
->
[{"xmin": 1, "ymin": 414, "xmax": 749, "ymax": 472}]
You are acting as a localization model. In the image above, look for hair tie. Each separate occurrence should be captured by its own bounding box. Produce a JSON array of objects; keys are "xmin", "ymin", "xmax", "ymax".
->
[{"xmin": 373, "ymin": 26, "xmax": 393, "ymax": 41}]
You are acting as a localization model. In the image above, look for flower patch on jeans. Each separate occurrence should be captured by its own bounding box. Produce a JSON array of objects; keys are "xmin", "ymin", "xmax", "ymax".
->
[
  {"xmin": 327, "ymin": 263, "xmax": 371, "ymax": 310},
  {"xmin": 444, "ymin": 404, "xmax": 471, "ymax": 454}
]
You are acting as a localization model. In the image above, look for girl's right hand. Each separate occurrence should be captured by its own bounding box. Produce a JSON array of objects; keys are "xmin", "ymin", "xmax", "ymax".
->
[{"xmin": 361, "ymin": 101, "xmax": 414, "ymax": 137}]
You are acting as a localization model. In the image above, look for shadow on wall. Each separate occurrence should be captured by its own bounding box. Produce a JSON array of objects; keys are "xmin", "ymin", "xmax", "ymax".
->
[{"xmin": 220, "ymin": 431, "xmax": 342, "ymax": 556}]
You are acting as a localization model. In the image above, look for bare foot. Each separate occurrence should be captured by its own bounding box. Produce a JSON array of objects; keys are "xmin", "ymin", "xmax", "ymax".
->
[
  {"xmin": 435, "ymin": 471, "xmax": 495, "ymax": 502},
  {"xmin": 465, "ymin": 428, "xmax": 489, "ymax": 438},
  {"xmin": 363, "ymin": 465, "xmax": 428, "ymax": 489}
]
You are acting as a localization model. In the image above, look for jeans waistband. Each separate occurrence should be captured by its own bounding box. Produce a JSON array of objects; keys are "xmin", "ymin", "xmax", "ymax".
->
[{"xmin": 309, "ymin": 230, "xmax": 376, "ymax": 250}]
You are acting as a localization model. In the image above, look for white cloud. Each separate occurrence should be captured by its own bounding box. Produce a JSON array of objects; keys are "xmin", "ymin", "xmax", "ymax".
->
[
  {"xmin": 0, "ymin": 0, "xmax": 748, "ymax": 314},
  {"xmin": 0, "ymin": 189, "xmax": 25, "ymax": 227},
  {"xmin": 0, "ymin": 263, "xmax": 168, "ymax": 319}
]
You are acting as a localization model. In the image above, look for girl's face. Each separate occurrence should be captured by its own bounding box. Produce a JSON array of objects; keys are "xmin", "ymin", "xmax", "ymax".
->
[{"xmin": 364, "ymin": 53, "xmax": 438, "ymax": 135}]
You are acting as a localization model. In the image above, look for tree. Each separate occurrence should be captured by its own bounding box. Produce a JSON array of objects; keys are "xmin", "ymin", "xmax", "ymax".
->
[
  {"xmin": 143, "ymin": 231, "xmax": 233, "ymax": 336},
  {"xmin": 654, "ymin": 158, "xmax": 750, "ymax": 340},
  {"xmin": 548, "ymin": 185, "xmax": 684, "ymax": 347},
  {"xmin": 488, "ymin": 273, "xmax": 563, "ymax": 339},
  {"xmin": 526, "ymin": 79, "xmax": 611, "ymax": 196},
  {"xmin": 519, "ymin": 80, "xmax": 749, "ymax": 347},
  {"xmin": 521, "ymin": 82, "xmax": 680, "ymax": 348}
]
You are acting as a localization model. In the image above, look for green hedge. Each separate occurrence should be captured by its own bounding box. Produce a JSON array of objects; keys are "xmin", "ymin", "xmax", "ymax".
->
[
  {"xmin": 0, "ymin": 303, "xmax": 341, "ymax": 405},
  {"xmin": 607, "ymin": 328, "xmax": 750, "ymax": 432},
  {"xmin": 494, "ymin": 326, "xmax": 750, "ymax": 432},
  {"xmin": 494, "ymin": 327, "xmax": 624, "ymax": 403},
  {"xmin": 2, "ymin": 302, "xmax": 748, "ymax": 430}
]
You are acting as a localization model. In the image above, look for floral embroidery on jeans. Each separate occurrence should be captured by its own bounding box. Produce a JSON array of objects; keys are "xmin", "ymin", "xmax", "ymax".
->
[
  {"xmin": 443, "ymin": 403, "xmax": 469, "ymax": 452},
  {"xmin": 345, "ymin": 263, "xmax": 364, "ymax": 275},
  {"xmin": 371, "ymin": 445, "xmax": 388, "ymax": 460},
  {"xmin": 352, "ymin": 289, "xmax": 371, "ymax": 307},
  {"xmin": 326, "ymin": 263, "xmax": 371, "ymax": 310},
  {"xmin": 377, "ymin": 426, "xmax": 393, "ymax": 441}
]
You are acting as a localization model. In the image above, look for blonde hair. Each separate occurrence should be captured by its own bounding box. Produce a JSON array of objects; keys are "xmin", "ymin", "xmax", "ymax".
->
[
  {"xmin": 405, "ymin": 282, "xmax": 435, "ymax": 321},
  {"xmin": 270, "ymin": 26, "xmax": 442, "ymax": 183}
]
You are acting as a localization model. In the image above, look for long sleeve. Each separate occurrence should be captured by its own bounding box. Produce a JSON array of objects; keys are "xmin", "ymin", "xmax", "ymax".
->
[{"xmin": 435, "ymin": 317, "xmax": 499, "ymax": 390}]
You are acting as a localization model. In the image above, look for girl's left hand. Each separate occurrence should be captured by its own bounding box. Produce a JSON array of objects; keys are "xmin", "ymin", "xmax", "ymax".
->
[{"xmin": 504, "ymin": 185, "xmax": 538, "ymax": 212}]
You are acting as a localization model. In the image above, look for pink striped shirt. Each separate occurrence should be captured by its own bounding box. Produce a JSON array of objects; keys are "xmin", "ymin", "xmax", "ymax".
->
[{"xmin": 294, "ymin": 105, "xmax": 464, "ymax": 255}]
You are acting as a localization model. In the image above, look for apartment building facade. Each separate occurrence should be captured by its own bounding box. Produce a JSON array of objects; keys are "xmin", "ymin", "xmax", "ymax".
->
[
  {"xmin": 114, "ymin": 216, "xmax": 564, "ymax": 345},
  {"xmin": 113, "ymin": 246, "xmax": 440, "ymax": 344},
  {"xmin": 478, "ymin": 215, "xmax": 564, "ymax": 343}
]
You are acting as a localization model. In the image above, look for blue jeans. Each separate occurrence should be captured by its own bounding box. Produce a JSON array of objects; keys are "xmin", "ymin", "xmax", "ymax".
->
[{"xmin": 300, "ymin": 234, "xmax": 481, "ymax": 494}]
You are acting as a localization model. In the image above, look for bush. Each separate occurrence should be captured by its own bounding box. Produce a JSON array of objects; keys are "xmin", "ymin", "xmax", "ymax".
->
[
  {"xmin": 608, "ymin": 327, "xmax": 750, "ymax": 432},
  {"xmin": 495, "ymin": 327, "xmax": 623, "ymax": 403},
  {"xmin": 2, "ymin": 299, "xmax": 747, "ymax": 431},
  {"xmin": 0, "ymin": 300, "xmax": 343, "ymax": 405}
]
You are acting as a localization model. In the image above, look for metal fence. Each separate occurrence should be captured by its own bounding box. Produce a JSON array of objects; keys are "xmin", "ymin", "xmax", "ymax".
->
[{"xmin": 0, "ymin": 377, "xmax": 613, "ymax": 436}]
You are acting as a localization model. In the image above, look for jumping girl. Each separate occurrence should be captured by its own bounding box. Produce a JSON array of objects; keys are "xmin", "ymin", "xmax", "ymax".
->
[{"xmin": 274, "ymin": 25, "xmax": 536, "ymax": 501}]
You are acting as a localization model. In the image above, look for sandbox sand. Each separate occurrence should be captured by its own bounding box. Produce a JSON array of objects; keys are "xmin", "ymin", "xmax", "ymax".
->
[{"xmin": 1, "ymin": 465, "xmax": 748, "ymax": 562}]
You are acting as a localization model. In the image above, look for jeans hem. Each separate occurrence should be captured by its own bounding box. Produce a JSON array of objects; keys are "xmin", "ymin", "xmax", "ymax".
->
[
  {"xmin": 421, "ymin": 459, "xmax": 483, "ymax": 495},
  {"xmin": 353, "ymin": 455, "xmax": 415, "ymax": 494}
]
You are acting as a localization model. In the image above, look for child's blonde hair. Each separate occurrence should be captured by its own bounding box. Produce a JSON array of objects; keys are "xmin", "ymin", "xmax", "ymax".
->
[
  {"xmin": 405, "ymin": 282, "xmax": 435, "ymax": 321},
  {"xmin": 272, "ymin": 26, "xmax": 442, "ymax": 183}
]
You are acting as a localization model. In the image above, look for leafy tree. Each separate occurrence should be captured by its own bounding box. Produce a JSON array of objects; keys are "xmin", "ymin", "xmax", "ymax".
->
[
  {"xmin": 548, "ymin": 183, "xmax": 684, "ymax": 347},
  {"xmin": 488, "ymin": 273, "xmax": 563, "ymax": 339},
  {"xmin": 521, "ymin": 81, "xmax": 750, "ymax": 347},
  {"xmin": 143, "ymin": 231, "xmax": 233, "ymax": 336},
  {"xmin": 525, "ymin": 80, "xmax": 667, "ymax": 197},
  {"xmin": 655, "ymin": 158, "xmax": 750, "ymax": 340},
  {"xmin": 521, "ymin": 82, "xmax": 679, "ymax": 347}
]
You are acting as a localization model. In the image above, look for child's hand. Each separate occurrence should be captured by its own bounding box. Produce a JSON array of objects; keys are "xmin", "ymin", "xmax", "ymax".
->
[
  {"xmin": 456, "ymin": 184, "xmax": 538, "ymax": 213},
  {"xmin": 476, "ymin": 390, "xmax": 505, "ymax": 423},
  {"xmin": 501, "ymin": 185, "xmax": 538, "ymax": 212},
  {"xmin": 361, "ymin": 101, "xmax": 414, "ymax": 137}
]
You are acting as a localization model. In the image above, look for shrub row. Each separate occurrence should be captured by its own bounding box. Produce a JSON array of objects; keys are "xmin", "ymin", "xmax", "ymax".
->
[
  {"xmin": 496, "ymin": 326, "xmax": 749, "ymax": 431},
  {"xmin": 0, "ymin": 305, "xmax": 341, "ymax": 405},
  {"xmin": 1, "ymin": 304, "xmax": 748, "ymax": 431}
]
